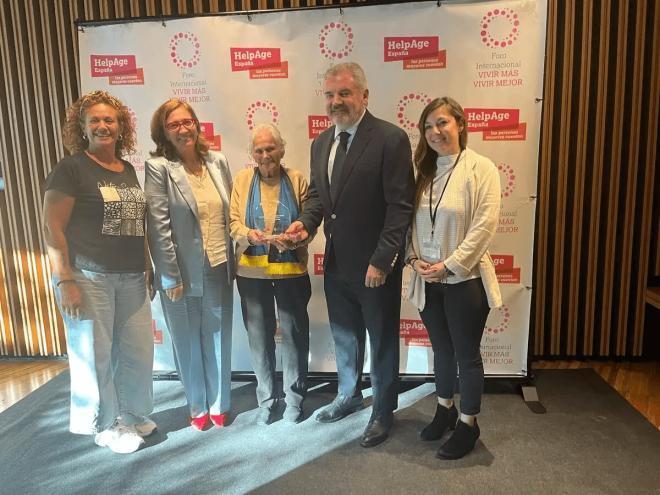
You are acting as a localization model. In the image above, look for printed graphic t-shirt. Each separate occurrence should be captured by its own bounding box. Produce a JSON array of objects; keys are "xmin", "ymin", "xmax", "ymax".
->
[{"xmin": 45, "ymin": 152, "xmax": 147, "ymax": 273}]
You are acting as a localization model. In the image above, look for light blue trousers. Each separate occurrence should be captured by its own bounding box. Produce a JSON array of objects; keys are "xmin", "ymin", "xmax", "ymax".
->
[
  {"xmin": 160, "ymin": 261, "xmax": 233, "ymax": 417},
  {"xmin": 55, "ymin": 270, "xmax": 154, "ymax": 434}
]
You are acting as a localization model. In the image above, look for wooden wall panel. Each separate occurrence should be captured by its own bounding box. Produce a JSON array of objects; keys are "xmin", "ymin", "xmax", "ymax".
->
[
  {"xmin": 534, "ymin": 0, "xmax": 659, "ymax": 357},
  {"xmin": 0, "ymin": 0, "xmax": 657, "ymax": 358}
]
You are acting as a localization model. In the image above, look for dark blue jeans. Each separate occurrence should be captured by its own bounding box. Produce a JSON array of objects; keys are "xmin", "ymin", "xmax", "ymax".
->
[
  {"xmin": 420, "ymin": 278, "xmax": 490, "ymax": 416},
  {"xmin": 236, "ymin": 274, "xmax": 311, "ymax": 409}
]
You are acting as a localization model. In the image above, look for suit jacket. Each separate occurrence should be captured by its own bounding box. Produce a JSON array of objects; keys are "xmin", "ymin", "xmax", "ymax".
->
[
  {"xmin": 300, "ymin": 110, "xmax": 415, "ymax": 281},
  {"xmin": 145, "ymin": 150, "xmax": 235, "ymax": 297}
]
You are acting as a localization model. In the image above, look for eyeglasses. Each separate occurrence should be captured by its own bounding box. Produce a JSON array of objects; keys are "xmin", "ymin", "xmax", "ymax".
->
[{"xmin": 165, "ymin": 119, "xmax": 196, "ymax": 131}]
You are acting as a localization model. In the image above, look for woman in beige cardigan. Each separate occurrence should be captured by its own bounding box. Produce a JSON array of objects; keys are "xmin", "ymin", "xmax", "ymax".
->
[
  {"xmin": 405, "ymin": 97, "xmax": 501, "ymax": 460},
  {"xmin": 230, "ymin": 124, "xmax": 312, "ymax": 425}
]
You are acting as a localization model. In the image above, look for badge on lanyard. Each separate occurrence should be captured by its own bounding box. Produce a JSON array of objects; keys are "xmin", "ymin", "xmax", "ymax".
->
[{"xmin": 421, "ymin": 233, "xmax": 440, "ymax": 260}]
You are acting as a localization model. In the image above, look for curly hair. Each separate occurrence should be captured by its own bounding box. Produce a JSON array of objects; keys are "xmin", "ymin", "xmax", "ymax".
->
[
  {"xmin": 61, "ymin": 90, "xmax": 136, "ymax": 156},
  {"xmin": 413, "ymin": 97, "xmax": 468, "ymax": 211},
  {"xmin": 149, "ymin": 99, "xmax": 209, "ymax": 161}
]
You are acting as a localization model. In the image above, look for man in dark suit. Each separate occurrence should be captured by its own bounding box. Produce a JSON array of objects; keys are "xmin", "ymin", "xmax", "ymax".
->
[{"xmin": 286, "ymin": 62, "xmax": 414, "ymax": 447}]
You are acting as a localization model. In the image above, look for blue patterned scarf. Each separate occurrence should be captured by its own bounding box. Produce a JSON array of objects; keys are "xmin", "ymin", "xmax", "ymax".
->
[{"xmin": 239, "ymin": 168, "xmax": 306, "ymax": 276}]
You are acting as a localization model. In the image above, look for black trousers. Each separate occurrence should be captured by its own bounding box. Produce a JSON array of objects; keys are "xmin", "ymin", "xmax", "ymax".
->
[
  {"xmin": 420, "ymin": 278, "xmax": 490, "ymax": 416},
  {"xmin": 323, "ymin": 261, "xmax": 402, "ymax": 416}
]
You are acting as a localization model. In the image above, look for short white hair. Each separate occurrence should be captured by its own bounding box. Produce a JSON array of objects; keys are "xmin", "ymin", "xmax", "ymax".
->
[{"xmin": 249, "ymin": 123, "xmax": 286, "ymax": 154}]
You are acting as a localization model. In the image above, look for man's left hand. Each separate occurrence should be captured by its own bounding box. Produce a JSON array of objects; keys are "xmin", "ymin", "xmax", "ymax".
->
[{"xmin": 365, "ymin": 264, "xmax": 387, "ymax": 288}]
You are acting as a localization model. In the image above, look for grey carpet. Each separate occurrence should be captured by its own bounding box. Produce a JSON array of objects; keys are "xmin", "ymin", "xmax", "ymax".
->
[{"xmin": 0, "ymin": 369, "xmax": 658, "ymax": 495}]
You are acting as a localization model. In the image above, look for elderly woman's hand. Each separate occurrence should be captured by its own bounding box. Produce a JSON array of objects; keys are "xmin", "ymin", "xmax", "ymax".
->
[
  {"xmin": 270, "ymin": 233, "xmax": 297, "ymax": 252},
  {"xmin": 247, "ymin": 229, "xmax": 268, "ymax": 246}
]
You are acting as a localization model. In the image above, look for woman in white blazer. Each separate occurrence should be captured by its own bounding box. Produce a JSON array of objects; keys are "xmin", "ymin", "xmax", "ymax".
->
[{"xmin": 145, "ymin": 99, "xmax": 234, "ymax": 431}]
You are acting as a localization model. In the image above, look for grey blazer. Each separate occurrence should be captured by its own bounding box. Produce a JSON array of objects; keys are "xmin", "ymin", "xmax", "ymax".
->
[{"xmin": 145, "ymin": 150, "xmax": 235, "ymax": 297}]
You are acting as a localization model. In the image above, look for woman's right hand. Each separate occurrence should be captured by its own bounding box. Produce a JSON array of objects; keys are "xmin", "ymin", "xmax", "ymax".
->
[
  {"xmin": 166, "ymin": 284, "xmax": 184, "ymax": 302},
  {"xmin": 59, "ymin": 281, "xmax": 82, "ymax": 319}
]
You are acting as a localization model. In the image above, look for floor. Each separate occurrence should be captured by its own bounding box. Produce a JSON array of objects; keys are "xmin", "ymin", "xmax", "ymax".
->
[{"xmin": 0, "ymin": 358, "xmax": 658, "ymax": 429}]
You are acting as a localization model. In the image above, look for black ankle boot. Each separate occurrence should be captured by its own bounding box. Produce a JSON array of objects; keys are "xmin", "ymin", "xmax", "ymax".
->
[
  {"xmin": 420, "ymin": 403, "xmax": 458, "ymax": 441},
  {"xmin": 436, "ymin": 418, "xmax": 480, "ymax": 459}
]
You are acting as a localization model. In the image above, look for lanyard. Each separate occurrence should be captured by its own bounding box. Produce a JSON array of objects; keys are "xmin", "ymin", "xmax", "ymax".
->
[{"xmin": 429, "ymin": 150, "xmax": 463, "ymax": 236}]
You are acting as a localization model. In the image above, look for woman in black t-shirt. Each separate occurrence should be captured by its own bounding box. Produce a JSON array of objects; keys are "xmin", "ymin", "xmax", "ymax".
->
[{"xmin": 43, "ymin": 91, "xmax": 155, "ymax": 454}]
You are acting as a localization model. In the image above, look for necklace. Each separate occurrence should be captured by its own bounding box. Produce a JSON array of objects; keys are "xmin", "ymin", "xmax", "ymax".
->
[
  {"xmin": 85, "ymin": 150, "xmax": 123, "ymax": 172},
  {"xmin": 186, "ymin": 162, "xmax": 206, "ymax": 185}
]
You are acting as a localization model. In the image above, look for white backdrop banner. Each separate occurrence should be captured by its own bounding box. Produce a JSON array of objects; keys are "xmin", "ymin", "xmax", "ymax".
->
[{"xmin": 78, "ymin": 0, "xmax": 547, "ymax": 376}]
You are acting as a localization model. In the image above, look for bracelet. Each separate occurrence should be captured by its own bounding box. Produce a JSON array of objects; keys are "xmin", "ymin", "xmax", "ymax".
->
[
  {"xmin": 409, "ymin": 258, "xmax": 418, "ymax": 269},
  {"xmin": 56, "ymin": 279, "xmax": 76, "ymax": 287}
]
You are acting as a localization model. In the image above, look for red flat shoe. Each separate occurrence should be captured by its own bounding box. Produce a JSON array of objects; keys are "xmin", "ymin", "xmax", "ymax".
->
[
  {"xmin": 210, "ymin": 413, "xmax": 228, "ymax": 427},
  {"xmin": 190, "ymin": 414, "xmax": 209, "ymax": 431}
]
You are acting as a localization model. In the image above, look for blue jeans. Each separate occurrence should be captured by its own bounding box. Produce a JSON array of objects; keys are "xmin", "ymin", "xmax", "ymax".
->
[
  {"xmin": 54, "ymin": 270, "xmax": 153, "ymax": 434},
  {"xmin": 236, "ymin": 275, "xmax": 311, "ymax": 409},
  {"xmin": 160, "ymin": 261, "xmax": 233, "ymax": 416}
]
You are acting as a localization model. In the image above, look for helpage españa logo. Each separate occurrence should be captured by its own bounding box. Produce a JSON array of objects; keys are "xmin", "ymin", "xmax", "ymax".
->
[
  {"xmin": 319, "ymin": 22, "xmax": 354, "ymax": 60},
  {"xmin": 384, "ymin": 36, "xmax": 446, "ymax": 70},
  {"xmin": 90, "ymin": 55, "xmax": 144, "ymax": 85},
  {"xmin": 491, "ymin": 254, "xmax": 521, "ymax": 284},
  {"xmin": 170, "ymin": 32, "xmax": 201, "ymax": 69},
  {"xmin": 480, "ymin": 8, "xmax": 520, "ymax": 48},
  {"xmin": 229, "ymin": 47, "xmax": 288, "ymax": 79},
  {"xmin": 308, "ymin": 115, "xmax": 333, "ymax": 139},
  {"xmin": 199, "ymin": 122, "xmax": 222, "ymax": 151},
  {"xmin": 399, "ymin": 319, "xmax": 430, "ymax": 347}
]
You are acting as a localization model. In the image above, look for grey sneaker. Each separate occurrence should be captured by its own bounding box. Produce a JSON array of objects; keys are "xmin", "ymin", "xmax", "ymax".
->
[
  {"xmin": 120, "ymin": 415, "xmax": 157, "ymax": 437},
  {"xmin": 94, "ymin": 424, "xmax": 144, "ymax": 454},
  {"xmin": 257, "ymin": 406, "xmax": 277, "ymax": 426}
]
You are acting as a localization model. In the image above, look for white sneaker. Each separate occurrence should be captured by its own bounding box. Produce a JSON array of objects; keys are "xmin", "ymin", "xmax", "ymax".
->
[
  {"xmin": 94, "ymin": 424, "xmax": 144, "ymax": 454},
  {"xmin": 119, "ymin": 415, "xmax": 158, "ymax": 437}
]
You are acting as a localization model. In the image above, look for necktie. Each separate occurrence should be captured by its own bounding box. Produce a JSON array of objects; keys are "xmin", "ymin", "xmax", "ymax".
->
[{"xmin": 330, "ymin": 131, "xmax": 350, "ymax": 198}]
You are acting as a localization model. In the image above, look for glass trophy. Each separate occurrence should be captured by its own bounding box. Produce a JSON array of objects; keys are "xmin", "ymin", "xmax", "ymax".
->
[{"xmin": 251, "ymin": 200, "xmax": 293, "ymax": 242}]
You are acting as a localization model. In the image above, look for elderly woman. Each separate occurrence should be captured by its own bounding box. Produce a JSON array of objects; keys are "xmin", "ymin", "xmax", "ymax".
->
[
  {"xmin": 230, "ymin": 124, "xmax": 311, "ymax": 425},
  {"xmin": 43, "ymin": 90, "xmax": 155, "ymax": 454},
  {"xmin": 406, "ymin": 97, "xmax": 501, "ymax": 460},
  {"xmin": 145, "ymin": 99, "xmax": 234, "ymax": 431}
]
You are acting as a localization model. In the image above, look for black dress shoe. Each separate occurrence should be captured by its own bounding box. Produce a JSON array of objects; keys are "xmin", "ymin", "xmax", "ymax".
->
[
  {"xmin": 420, "ymin": 403, "xmax": 458, "ymax": 441},
  {"xmin": 360, "ymin": 413, "xmax": 393, "ymax": 448},
  {"xmin": 436, "ymin": 418, "xmax": 480, "ymax": 459},
  {"xmin": 316, "ymin": 395, "xmax": 363, "ymax": 423}
]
